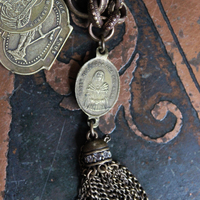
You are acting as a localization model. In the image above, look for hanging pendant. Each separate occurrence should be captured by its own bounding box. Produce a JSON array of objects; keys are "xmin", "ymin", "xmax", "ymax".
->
[
  {"xmin": 78, "ymin": 136, "xmax": 148, "ymax": 200},
  {"xmin": 75, "ymin": 47, "xmax": 148, "ymax": 199}
]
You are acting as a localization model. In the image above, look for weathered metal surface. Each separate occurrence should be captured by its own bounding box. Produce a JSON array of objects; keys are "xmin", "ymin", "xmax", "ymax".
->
[
  {"xmin": 0, "ymin": 65, "xmax": 14, "ymax": 199},
  {"xmin": 75, "ymin": 48, "xmax": 120, "ymax": 127},
  {"xmin": 0, "ymin": 0, "xmax": 53, "ymax": 33},
  {"xmin": 0, "ymin": 0, "xmax": 72, "ymax": 75},
  {"xmin": 143, "ymin": 0, "xmax": 200, "ymax": 120},
  {"xmin": 3, "ymin": 0, "xmax": 200, "ymax": 200}
]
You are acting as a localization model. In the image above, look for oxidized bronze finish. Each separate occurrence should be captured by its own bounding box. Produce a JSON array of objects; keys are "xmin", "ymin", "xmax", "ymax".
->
[
  {"xmin": 66, "ymin": 0, "xmax": 127, "ymax": 34},
  {"xmin": 75, "ymin": 48, "xmax": 120, "ymax": 127},
  {"xmin": 81, "ymin": 138, "xmax": 112, "ymax": 167},
  {"xmin": 0, "ymin": 0, "xmax": 53, "ymax": 33},
  {"xmin": 78, "ymin": 135, "xmax": 148, "ymax": 200},
  {"xmin": 71, "ymin": 1, "xmax": 148, "ymax": 199},
  {"xmin": 0, "ymin": 0, "xmax": 73, "ymax": 75}
]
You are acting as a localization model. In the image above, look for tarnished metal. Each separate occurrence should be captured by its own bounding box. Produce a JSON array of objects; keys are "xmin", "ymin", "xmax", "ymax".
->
[
  {"xmin": 71, "ymin": 1, "xmax": 147, "ymax": 199},
  {"xmin": 78, "ymin": 137, "xmax": 148, "ymax": 199},
  {"xmin": 98, "ymin": 35, "xmax": 106, "ymax": 53},
  {"xmin": 0, "ymin": 0, "xmax": 54, "ymax": 33},
  {"xmin": 75, "ymin": 47, "xmax": 120, "ymax": 127},
  {"xmin": 88, "ymin": 0, "xmax": 103, "ymax": 28},
  {"xmin": 86, "ymin": 120, "xmax": 99, "ymax": 140},
  {"xmin": 66, "ymin": 0, "xmax": 108, "ymax": 19},
  {"xmin": 0, "ymin": 0, "xmax": 73, "ymax": 75},
  {"xmin": 89, "ymin": 22, "xmax": 115, "ymax": 42},
  {"xmin": 66, "ymin": 0, "xmax": 127, "ymax": 40}
]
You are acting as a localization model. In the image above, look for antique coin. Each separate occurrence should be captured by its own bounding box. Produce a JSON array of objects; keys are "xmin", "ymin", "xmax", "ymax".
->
[
  {"xmin": 75, "ymin": 48, "xmax": 120, "ymax": 124},
  {"xmin": 0, "ymin": 0, "xmax": 54, "ymax": 33},
  {"xmin": 0, "ymin": 0, "xmax": 73, "ymax": 75}
]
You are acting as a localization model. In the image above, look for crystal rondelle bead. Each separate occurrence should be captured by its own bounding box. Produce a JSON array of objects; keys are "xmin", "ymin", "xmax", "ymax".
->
[
  {"xmin": 103, "ymin": 151, "xmax": 112, "ymax": 159},
  {"xmin": 85, "ymin": 155, "xmax": 93, "ymax": 163},
  {"xmin": 94, "ymin": 152, "xmax": 103, "ymax": 161}
]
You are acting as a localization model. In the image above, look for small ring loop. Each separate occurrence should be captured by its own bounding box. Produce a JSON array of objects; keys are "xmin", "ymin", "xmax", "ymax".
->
[
  {"xmin": 86, "ymin": 130, "xmax": 98, "ymax": 140},
  {"xmin": 89, "ymin": 23, "xmax": 115, "ymax": 42},
  {"xmin": 87, "ymin": 167, "xmax": 97, "ymax": 179},
  {"xmin": 104, "ymin": 134, "xmax": 111, "ymax": 143},
  {"xmin": 86, "ymin": 120, "xmax": 98, "ymax": 140},
  {"xmin": 98, "ymin": 164, "xmax": 108, "ymax": 173},
  {"xmin": 110, "ymin": 163, "xmax": 119, "ymax": 170}
]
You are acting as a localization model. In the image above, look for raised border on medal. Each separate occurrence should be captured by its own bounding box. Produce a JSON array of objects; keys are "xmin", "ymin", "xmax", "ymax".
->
[
  {"xmin": 75, "ymin": 56, "xmax": 120, "ymax": 119},
  {"xmin": 0, "ymin": 0, "xmax": 54, "ymax": 33},
  {"xmin": 0, "ymin": 0, "xmax": 73, "ymax": 75}
]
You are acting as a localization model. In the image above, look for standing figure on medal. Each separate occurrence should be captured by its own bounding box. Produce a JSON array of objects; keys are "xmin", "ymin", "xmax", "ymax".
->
[
  {"xmin": 0, "ymin": 0, "xmax": 44, "ymax": 63},
  {"xmin": 8, "ymin": 25, "xmax": 43, "ymax": 63},
  {"xmin": 0, "ymin": 0, "xmax": 38, "ymax": 29},
  {"xmin": 84, "ymin": 70, "xmax": 109, "ymax": 111}
]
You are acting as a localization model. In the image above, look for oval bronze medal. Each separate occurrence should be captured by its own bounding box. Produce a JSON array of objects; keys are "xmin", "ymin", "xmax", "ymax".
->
[{"xmin": 75, "ymin": 48, "xmax": 120, "ymax": 125}]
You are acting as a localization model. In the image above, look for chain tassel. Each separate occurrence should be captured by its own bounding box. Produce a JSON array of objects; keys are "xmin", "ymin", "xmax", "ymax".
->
[{"xmin": 78, "ymin": 138, "xmax": 148, "ymax": 199}]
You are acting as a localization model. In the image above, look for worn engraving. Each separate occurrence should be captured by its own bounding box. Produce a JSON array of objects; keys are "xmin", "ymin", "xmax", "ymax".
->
[
  {"xmin": 75, "ymin": 57, "xmax": 120, "ymax": 118},
  {"xmin": 0, "ymin": 0, "xmax": 53, "ymax": 33},
  {"xmin": 84, "ymin": 70, "xmax": 109, "ymax": 111},
  {"xmin": 0, "ymin": 0, "xmax": 73, "ymax": 74}
]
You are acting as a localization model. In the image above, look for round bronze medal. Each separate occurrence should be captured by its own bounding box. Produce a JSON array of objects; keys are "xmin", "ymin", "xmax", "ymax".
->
[
  {"xmin": 0, "ymin": 0, "xmax": 54, "ymax": 33},
  {"xmin": 75, "ymin": 48, "xmax": 120, "ymax": 123}
]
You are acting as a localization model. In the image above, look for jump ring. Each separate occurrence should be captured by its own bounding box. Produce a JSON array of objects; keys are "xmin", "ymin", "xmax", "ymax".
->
[{"xmin": 89, "ymin": 23, "xmax": 115, "ymax": 42}]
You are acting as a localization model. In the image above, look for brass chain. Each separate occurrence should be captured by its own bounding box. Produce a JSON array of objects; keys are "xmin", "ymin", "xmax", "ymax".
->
[
  {"xmin": 78, "ymin": 161, "xmax": 149, "ymax": 200},
  {"xmin": 66, "ymin": 0, "xmax": 127, "ymax": 42}
]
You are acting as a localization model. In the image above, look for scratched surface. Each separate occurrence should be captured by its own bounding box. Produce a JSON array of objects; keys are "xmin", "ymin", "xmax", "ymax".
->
[{"xmin": 4, "ymin": 0, "xmax": 200, "ymax": 200}]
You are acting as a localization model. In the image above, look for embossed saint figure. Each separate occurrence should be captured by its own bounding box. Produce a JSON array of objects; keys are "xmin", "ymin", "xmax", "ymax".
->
[
  {"xmin": 8, "ymin": 25, "xmax": 44, "ymax": 62},
  {"xmin": 0, "ymin": 0, "xmax": 44, "ymax": 62},
  {"xmin": 85, "ymin": 70, "xmax": 109, "ymax": 111},
  {"xmin": 0, "ymin": 0, "xmax": 38, "ymax": 29}
]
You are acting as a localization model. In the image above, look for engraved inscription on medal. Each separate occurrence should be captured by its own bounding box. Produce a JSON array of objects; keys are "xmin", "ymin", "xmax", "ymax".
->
[
  {"xmin": 75, "ymin": 58, "xmax": 120, "ymax": 118},
  {"xmin": 0, "ymin": 0, "xmax": 54, "ymax": 33},
  {"xmin": 4, "ymin": 5, "xmax": 61, "ymax": 66},
  {"xmin": 0, "ymin": 0, "xmax": 73, "ymax": 75}
]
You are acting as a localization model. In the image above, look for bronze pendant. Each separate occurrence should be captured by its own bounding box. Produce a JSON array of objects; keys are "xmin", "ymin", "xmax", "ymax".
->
[
  {"xmin": 75, "ymin": 47, "xmax": 120, "ymax": 127},
  {"xmin": 75, "ymin": 45, "xmax": 148, "ymax": 199},
  {"xmin": 78, "ymin": 137, "xmax": 148, "ymax": 200}
]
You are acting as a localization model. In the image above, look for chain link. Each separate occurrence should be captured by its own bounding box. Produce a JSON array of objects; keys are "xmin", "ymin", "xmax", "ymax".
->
[
  {"xmin": 78, "ymin": 162, "xmax": 149, "ymax": 200},
  {"xmin": 86, "ymin": 119, "xmax": 98, "ymax": 140},
  {"xmin": 66, "ymin": 0, "xmax": 127, "ymax": 42}
]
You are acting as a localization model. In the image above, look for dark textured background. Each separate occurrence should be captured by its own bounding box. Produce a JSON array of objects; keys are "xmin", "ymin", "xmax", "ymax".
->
[{"xmin": 5, "ymin": 0, "xmax": 200, "ymax": 199}]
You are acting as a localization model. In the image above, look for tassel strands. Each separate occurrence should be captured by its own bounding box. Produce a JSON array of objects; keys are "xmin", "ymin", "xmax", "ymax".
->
[{"xmin": 78, "ymin": 137, "xmax": 148, "ymax": 200}]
